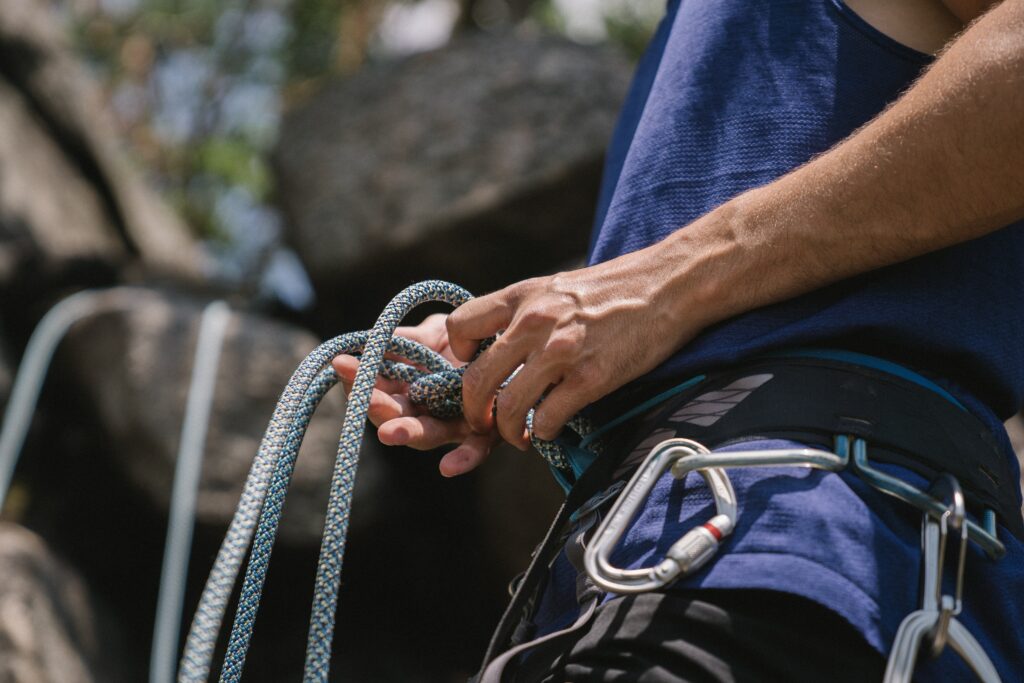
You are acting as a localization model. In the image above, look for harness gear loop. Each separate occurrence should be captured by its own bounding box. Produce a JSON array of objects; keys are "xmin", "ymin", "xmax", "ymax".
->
[
  {"xmin": 848, "ymin": 438, "xmax": 1003, "ymax": 559},
  {"xmin": 883, "ymin": 474, "xmax": 1000, "ymax": 683},
  {"xmin": 584, "ymin": 438, "xmax": 850, "ymax": 594}
]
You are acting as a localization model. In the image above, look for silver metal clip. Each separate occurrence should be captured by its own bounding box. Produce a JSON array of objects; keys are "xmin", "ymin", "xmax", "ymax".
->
[
  {"xmin": 883, "ymin": 475, "xmax": 1001, "ymax": 683},
  {"xmin": 583, "ymin": 437, "xmax": 848, "ymax": 594}
]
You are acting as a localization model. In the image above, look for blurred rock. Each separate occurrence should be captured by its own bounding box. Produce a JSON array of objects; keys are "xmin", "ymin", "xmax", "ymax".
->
[
  {"xmin": 0, "ymin": 78, "xmax": 121, "ymax": 283},
  {"xmin": 0, "ymin": 0, "xmax": 200, "ymax": 286},
  {"xmin": 0, "ymin": 523, "xmax": 99, "ymax": 683},
  {"xmin": 60, "ymin": 288, "xmax": 376, "ymax": 544},
  {"xmin": 475, "ymin": 443, "xmax": 563, "ymax": 581},
  {"xmin": 275, "ymin": 30, "xmax": 631, "ymax": 319},
  {"xmin": 0, "ymin": 337, "xmax": 11, "ymax": 410}
]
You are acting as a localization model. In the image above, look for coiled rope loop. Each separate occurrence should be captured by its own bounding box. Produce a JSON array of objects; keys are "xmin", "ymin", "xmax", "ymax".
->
[{"xmin": 180, "ymin": 281, "xmax": 594, "ymax": 683}]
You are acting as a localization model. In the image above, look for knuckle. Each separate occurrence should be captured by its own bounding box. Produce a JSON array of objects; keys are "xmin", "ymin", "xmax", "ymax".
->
[
  {"xmin": 570, "ymin": 362, "xmax": 600, "ymax": 389},
  {"xmin": 532, "ymin": 408, "xmax": 565, "ymax": 441},
  {"xmin": 445, "ymin": 309, "xmax": 465, "ymax": 335},
  {"xmin": 495, "ymin": 389, "xmax": 521, "ymax": 420},
  {"xmin": 507, "ymin": 277, "xmax": 542, "ymax": 301},
  {"xmin": 516, "ymin": 305, "xmax": 557, "ymax": 331},
  {"xmin": 544, "ymin": 325, "xmax": 585, "ymax": 358}
]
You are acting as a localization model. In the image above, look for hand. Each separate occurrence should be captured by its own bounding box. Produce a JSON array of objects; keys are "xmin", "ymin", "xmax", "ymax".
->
[
  {"xmin": 331, "ymin": 313, "xmax": 500, "ymax": 477},
  {"xmin": 446, "ymin": 245, "xmax": 711, "ymax": 450}
]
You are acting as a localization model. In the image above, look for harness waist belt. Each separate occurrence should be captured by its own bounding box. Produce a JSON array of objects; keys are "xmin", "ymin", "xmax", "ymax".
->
[
  {"xmin": 597, "ymin": 357, "xmax": 1023, "ymax": 537},
  {"xmin": 476, "ymin": 355, "xmax": 1023, "ymax": 675}
]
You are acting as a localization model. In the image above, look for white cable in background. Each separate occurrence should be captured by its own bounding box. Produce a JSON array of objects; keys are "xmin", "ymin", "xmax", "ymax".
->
[{"xmin": 150, "ymin": 300, "xmax": 231, "ymax": 683}]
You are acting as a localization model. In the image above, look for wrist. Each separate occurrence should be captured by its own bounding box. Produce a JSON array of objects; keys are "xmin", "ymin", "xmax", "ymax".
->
[{"xmin": 656, "ymin": 195, "xmax": 763, "ymax": 333}]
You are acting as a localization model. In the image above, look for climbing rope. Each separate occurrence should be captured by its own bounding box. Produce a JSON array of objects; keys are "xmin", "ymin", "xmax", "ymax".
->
[{"xmin": 180, "ymin": 280, "xmax": 593, "ymax": 682}]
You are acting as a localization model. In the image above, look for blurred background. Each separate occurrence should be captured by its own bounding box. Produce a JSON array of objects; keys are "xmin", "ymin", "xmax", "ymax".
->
[
  {"xmin": 0, "ymin": 1, "xmax": 1021, "ymax": 681},
  {"xmin": 0, "ymin": 0, "xmax": 660, "ymax": 681}
]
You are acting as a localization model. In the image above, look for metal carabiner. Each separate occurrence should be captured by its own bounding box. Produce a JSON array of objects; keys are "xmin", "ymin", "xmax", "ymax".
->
[
  {"xmin": 584, "ymin": 437, "xmax": 849, "ymax": 594},
  {"xmin": 884, "ymin": 475, "xmax": 1001, "ymax": 683},
  {"xmin": 584, "ymin": 439, "xmax": 736, "ymax": 594},
  {"xmin": 923, "ymin": 474, "xmax": 968, "ymax": 656}
]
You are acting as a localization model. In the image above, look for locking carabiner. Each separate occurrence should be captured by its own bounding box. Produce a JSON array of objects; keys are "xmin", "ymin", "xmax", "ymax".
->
[
  {"xmin": 583, "ymin": 439, "xmax": 736, "ymax": 594},
  {"xmin": 584, "ymin": 437, "xmax": 850, "ymax": 595}
]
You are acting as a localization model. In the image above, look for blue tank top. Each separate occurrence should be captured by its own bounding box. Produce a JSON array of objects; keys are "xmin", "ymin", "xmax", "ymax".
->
[
  {"xmin": 588, "ymin": 0, "xmax": 1024, "ymax": 421},
  {"xmin": 534, "ymin": 2, "xmax": 1024, "ymax": 679}
]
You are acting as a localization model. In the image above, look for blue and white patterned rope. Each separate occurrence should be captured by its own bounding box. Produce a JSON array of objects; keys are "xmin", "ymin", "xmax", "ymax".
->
[{"xmin": 181, "ymin": 280, "xmax": 597, "ymax": 682}]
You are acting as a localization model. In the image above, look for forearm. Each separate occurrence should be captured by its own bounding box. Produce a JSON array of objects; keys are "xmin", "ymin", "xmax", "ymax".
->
[
  {"xmin": 443, "ymin": 0, "xmax": 1024, "ymax": 445},
  {"xmin": 660, "ymin": 0, "xmax": 1024, "ymax": 327}
]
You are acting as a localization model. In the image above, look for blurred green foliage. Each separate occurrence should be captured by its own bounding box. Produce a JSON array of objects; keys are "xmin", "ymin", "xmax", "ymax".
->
[
  {"xmin": 287, "ymin": 0, "xmax": 342, "ymax": 79},
  {"xmin": 66, "ymin": 0, "xmax": 657, "ymax": 286}
]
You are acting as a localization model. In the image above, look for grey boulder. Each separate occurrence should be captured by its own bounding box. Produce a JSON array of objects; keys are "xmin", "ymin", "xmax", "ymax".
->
[
  {"xmin": 59, "ymin": 288, "xmax": 377, "ymax": 544},
  {"xmin": 0, "ymin": 0, "xmax": 200, "ymax": 286},
  {"xmin": 275, "ymin": 30, "xmax": 632, "ymax": 315},
  {"xmin": 0, "ymin": 523, "xmax": 99, "ymax": 683}
]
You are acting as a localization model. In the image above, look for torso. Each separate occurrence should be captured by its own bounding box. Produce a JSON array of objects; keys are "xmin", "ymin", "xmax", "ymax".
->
[{"xmin": 845, "ymin": 0, "xmax": 995, "ymax": 54}]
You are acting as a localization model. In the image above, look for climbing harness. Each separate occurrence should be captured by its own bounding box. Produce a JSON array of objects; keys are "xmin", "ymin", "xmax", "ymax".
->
[
  {"xmin": 179, "ymin": 280, "xmax": 594, "ymax": 683},
  {"xmin": 478, "ymin": 355, "xmax": 1016, "ymax": 682},
  {"xmin": 583, "ymin": 436, "xmax": 1005, "ymax": 681},
  {"xmin": 0, "ymin": 289, "xmax": 231, "ymax": 683}
]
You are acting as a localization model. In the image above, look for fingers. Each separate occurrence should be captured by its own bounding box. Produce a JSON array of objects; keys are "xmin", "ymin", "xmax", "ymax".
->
[
  {"xmin": 446, "ymin": 290, "xmax": 517, "ymax": 361},
  {"xmin": 530, "ymin": 373, "xmax": 593, "ymax": 441},
  {"xmin": 331, "ymin": 337, "xmax": 499, "ymax": 479},
  {"xmin": 493, "ymin": 354, "xmax": 558, "ymax": 450},
  {"xmin": 332, "ymin": 355, "xmax": 416, "ymax": 427},
  {"xmin": 438, "ymin": 431, "xmax": 499, "ymax": 477},
  {"xmin": 459, "ymin": 332, "xmax": 532, "ymax": 434},
  {"xmin": 394, "ymin": 312, "xmax": 448, "ymax": 350},
  {"xmin": 332, "ymin": 354, "xmax": 405, "ymax": 396},
  {"xmin": 377, "ymin": 414, "xmax": 469, "ymax": 449}
]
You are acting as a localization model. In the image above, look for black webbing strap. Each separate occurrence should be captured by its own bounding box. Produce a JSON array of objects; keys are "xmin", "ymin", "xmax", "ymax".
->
[
  {"xmin": 473, "ymin": 356, "xmax": 1023, "ymax": 679},
  {"xmin": 655, "ymin": 357, "xmax": 1022, "ymax": 534},
  {"xmin": 473, "ymin": 449, "xmax": 624, "ymax": 680}
]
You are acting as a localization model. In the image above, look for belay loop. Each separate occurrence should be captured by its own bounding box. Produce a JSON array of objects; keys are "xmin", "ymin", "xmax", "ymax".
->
[{"xmin": 179, "ymin": 280, "xmax": 597, "ymax": 683}]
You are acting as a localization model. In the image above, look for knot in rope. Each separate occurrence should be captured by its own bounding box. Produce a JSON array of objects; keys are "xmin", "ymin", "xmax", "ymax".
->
[{"xmin": 407, "ymin": 367, "xmax": 465, "ymax": 419}]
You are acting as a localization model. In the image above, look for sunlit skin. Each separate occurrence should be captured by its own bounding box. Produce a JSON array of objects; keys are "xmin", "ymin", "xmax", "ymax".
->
[{"xmin": 334, "ymin": 0, "xmax": 1024, "ymax": 477}]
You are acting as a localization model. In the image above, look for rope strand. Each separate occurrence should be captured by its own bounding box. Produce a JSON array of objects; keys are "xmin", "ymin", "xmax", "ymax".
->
[{"xmin": 182, "ymin": 281, "xmax": 592, "ymax": 682}]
